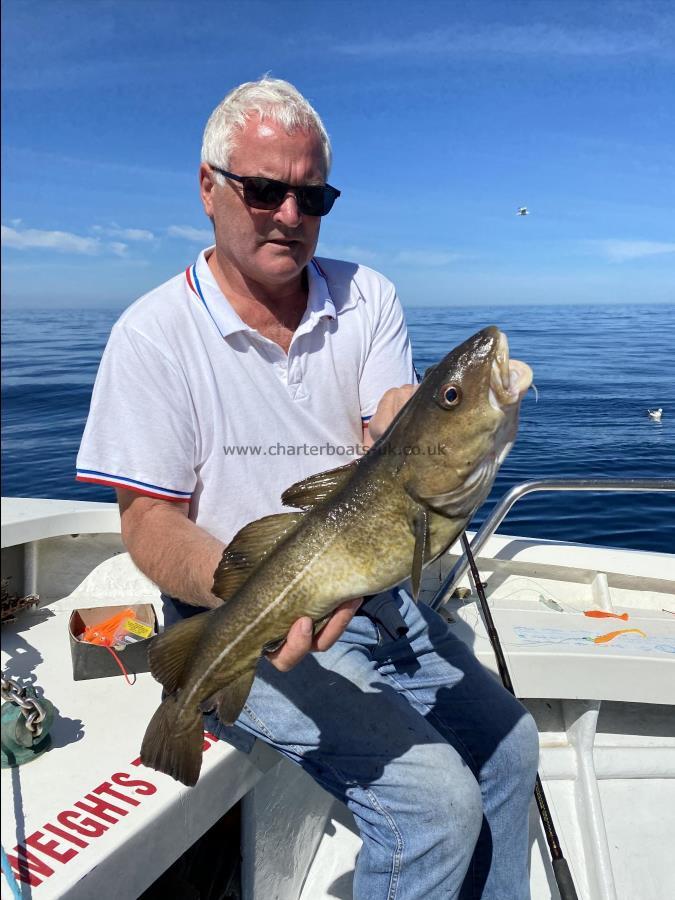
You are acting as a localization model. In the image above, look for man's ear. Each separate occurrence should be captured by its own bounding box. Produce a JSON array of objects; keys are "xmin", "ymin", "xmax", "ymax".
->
[{"xmin": 199, "ymin": 164, "xmax": 217, "ymax": 217}]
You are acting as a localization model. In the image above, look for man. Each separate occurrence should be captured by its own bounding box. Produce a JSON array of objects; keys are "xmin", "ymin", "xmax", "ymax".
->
[{"xmin": 77, "ymin": 77, "xmax": 538, "ymax": 899}]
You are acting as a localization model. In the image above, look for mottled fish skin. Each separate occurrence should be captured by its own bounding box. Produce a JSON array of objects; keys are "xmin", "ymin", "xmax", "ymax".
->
[{"xmin": 140, "ymin": 326, "xmax": 533, "ymax": 785}]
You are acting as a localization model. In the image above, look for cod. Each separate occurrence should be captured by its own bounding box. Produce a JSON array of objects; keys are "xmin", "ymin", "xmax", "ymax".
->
[{"xmin": 141, "ymin": 326, "xmax": 533, "ymax": 786}]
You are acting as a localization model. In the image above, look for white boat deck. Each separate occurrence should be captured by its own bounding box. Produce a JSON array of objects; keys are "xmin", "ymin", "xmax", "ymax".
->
[
  {"xmin": 2, "ymin": 498, "xmax": 674, "ymax": 900},
  {"xmin": 1, "ymin": 553, "xmax": 279, "ymax": 899}
]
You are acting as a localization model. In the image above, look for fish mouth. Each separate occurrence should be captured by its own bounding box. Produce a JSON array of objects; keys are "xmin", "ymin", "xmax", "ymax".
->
[
  {"xmin": 489, "ymin": 331, "xmax": 533, "ymax": 409},
  {"xmin": 403, "ymin": 329, "xmax": 533, "ymax": 520}
]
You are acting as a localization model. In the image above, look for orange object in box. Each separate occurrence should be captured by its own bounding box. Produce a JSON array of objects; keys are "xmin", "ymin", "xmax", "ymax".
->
[
  {"xmin": 69, "ymin": 604, "xmax": 158, "ymax": 681},
  {"xmin": 82, "ymin": 607, "xmax": 138, "ymax": 646}
]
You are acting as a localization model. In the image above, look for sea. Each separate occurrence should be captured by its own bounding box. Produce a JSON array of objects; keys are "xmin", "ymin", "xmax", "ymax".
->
[{"xmin": 2, "ymin": 302, "xmax": 674, "ymax": 554}]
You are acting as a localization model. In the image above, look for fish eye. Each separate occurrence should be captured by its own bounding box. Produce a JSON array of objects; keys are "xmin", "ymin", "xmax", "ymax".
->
[{"xmin": 438, "ymin": 383, "xmax": 461, "ymax": 408}]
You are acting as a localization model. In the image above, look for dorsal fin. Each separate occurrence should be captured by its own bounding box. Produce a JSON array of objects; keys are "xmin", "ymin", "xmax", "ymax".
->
[
  {"xmin": 149, "ymin": 611, "xmax": 214, "ymax": 694},
  {"xmin": 212, "ymin": 512, "xmax": 304, "ymax": 601},
  {"xmin": 281, "ymin": 461, "xmax": 358, "ymax": 511}
]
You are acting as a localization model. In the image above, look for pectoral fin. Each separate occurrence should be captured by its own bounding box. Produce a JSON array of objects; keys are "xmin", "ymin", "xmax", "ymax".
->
[
  {"xmin": 313, "ymin": 614, "xmax": 332, "ymax": 636},
  {"xmin": 411, "ymin": 507, "xmax": 428, "ymax": 601},
  {"xmin": 262, "ymin": 635, "xmax": 285, "ymax": 654}
]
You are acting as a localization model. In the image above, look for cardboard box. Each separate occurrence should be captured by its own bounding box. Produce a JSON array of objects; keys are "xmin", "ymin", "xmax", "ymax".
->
[{"xmin": 68, "ymin": 604, "xmax": 158, "ymax": 681}]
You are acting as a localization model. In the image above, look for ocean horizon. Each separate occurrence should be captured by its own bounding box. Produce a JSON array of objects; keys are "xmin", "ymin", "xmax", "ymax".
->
[{"xmin": 2, "ymin": 300, "xmax": 674, "ymax": 554}]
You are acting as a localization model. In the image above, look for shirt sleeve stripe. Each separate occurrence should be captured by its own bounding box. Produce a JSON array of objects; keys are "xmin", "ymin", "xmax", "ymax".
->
[
  {"xmin": 361, "ymin": 415, "xmax": 372, "ymax": 424},
  {"xmin": 76, "ymin": 469, "xmax": 192, "ymax": 499},
  {"xmin": 76, "ymin": 475, "xmax": 190, "ymax": 502}
]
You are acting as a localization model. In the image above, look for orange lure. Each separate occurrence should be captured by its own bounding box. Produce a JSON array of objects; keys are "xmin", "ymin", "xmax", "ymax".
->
[
  {"xmin": 83, "ymin": 607, "xmax": 137, "ymax": 646},
  {"xmin": 584, "ymin": 610, "xmax": 629, "ymax": 621},
  {"xmin": 593, "ymin": 628, "xmax": 646, "ymax": 644}
]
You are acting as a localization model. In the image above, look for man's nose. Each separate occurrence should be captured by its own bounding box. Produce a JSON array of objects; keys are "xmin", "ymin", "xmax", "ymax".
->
[{"xmin": 273, "ymin": 192, "xmax": 302, "ymax": 227}]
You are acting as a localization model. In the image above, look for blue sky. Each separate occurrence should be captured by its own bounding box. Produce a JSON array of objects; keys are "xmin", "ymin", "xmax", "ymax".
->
[{"xmin": 2, "ymin": 0, "xmax": 674, "ymax": 308}]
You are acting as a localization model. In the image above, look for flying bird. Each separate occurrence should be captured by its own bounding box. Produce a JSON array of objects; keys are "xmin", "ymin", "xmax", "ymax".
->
[{"xmin": 516, "ymin": 207, "xmax": 529, "ymax": 216}]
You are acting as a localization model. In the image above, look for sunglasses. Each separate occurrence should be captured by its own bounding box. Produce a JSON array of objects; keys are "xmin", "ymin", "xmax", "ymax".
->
[{"xmin": 211, "ymin": 166, "xmax": 341, "ymax": 217}]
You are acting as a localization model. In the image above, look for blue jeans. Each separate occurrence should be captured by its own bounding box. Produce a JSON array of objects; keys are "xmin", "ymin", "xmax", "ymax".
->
[{"xmin": 165, "ymin": 588, "xmax": 539, "ymax": 899}]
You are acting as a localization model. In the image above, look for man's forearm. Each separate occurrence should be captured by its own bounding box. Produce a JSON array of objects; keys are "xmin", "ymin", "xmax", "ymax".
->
[{"xmin": 119, "ymin": 494, "xmax": 225, "ymax": 608}]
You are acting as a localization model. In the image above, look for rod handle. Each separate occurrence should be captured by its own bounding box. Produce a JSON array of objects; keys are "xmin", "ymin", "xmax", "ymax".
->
[{"xmin": 552, "ymin": 857, "xmax": 579, "ymax": 899}]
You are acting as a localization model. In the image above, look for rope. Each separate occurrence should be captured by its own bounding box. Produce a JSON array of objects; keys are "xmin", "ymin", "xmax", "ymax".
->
[{"xmin": 104, "ymin": 646, "xmax": 136, "ymax": 686}]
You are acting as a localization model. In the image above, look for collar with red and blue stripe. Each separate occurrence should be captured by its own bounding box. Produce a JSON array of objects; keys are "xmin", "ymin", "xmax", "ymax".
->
[{"xmin": 185, "ymin": 257, "xmax": 334, "ymax": 338}]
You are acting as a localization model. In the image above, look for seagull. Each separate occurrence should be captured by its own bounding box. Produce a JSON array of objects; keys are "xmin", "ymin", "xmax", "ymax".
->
[
  {"xmin": 647, "ymin": 408, "xmax": 663, "ymax": 421},
  {"xmin": 516, "ymin": 207, "xmax": 529, "ymax": 216}
]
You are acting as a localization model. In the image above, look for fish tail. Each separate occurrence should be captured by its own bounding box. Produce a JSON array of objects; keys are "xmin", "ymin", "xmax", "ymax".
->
[{"xmin": 140, "ymin": 694, "xmax": 204, "ymax": 786}]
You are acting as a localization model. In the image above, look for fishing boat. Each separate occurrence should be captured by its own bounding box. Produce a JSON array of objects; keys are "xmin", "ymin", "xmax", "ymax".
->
[{"xmin": 2, "ymin": 480, "xmax": 674, "ymax": 900}]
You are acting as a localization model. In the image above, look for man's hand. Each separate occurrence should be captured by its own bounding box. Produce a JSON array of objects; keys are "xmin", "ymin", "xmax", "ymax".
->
[
  {"xmin": 266, "ymin": 597, "xmax": 363, "ymax": 672},
  {"xmin": 365, "ymin": 384, "xmax": 418, "ymax": 447}
]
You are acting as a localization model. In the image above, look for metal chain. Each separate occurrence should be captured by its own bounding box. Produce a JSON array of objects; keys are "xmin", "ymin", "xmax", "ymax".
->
[{"xmin": 1, "ymin": 674, "xmax": 46, "ymax": 736}]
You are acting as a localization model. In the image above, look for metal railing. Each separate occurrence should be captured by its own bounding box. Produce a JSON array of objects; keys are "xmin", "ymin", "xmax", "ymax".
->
[{"xmin": 429, "ymin": 478, "xmax": 675, "ymax": 610}]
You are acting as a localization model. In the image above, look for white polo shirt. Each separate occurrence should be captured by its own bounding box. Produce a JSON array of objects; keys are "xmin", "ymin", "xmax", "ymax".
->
[{"xmin": 76, "ymin": 249, "xmax": 416, "ymax": 545}]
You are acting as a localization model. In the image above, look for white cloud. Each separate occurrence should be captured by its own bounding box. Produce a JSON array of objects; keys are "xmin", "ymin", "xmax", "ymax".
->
[
  {"xmin": 595, "ymin": 240, "xmax": 675, "ymax": 262},
  {"xmin": 1, "ymin": 224, "xmax": 129, "ymax": 257},
  {"xmin": 2, "ymin": 224, "xmax": 101, "ymax": 254},
  {"xmin": 167, "ymin": 225, "xmax": 213, "ymax": 242},
  {"xmin": 92, "ymin": 224, "xmax": 155, "ymax": 242}
]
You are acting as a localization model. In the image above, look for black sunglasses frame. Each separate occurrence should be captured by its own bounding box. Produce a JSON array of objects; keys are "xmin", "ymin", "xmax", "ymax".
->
[{"xmin": 210, "ymin": 166, "xmax": 341, "ymax": 217}]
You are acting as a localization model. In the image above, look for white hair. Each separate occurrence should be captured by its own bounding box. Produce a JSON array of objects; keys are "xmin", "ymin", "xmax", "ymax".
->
[{"xmin": 201, "ymin": 76, "xmax": 332, "ymax": 181}]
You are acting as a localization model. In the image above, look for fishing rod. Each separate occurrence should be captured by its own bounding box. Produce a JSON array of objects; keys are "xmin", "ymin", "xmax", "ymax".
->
[{"xmin": 460, "ymin": 533, "xmax": 579, "ymax": 900}]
